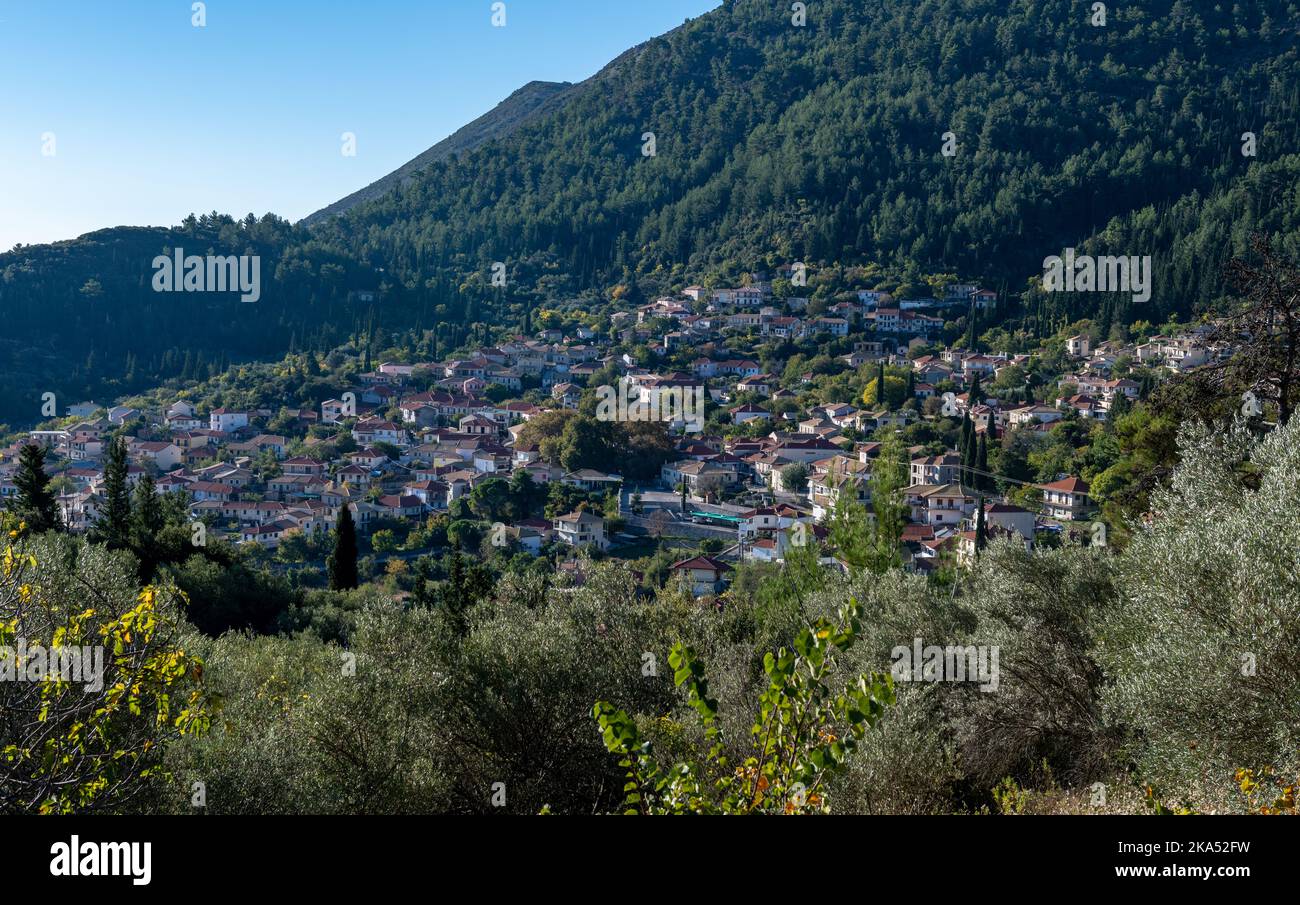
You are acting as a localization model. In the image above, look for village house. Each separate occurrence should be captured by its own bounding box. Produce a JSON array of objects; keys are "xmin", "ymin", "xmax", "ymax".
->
[
  {"xmin": 108, "ymin": 405, "xmax": 139, "ymax": 425},
  {"xmin": 353, "ymin": 419, "xmax": 405, "ymax": 446},
  {"xmin": 554, "ymin": 510, "xmax": 609, "ymax": 551},
  {"xmin": 129, "ymin": 440, "xmax": 183, "ymax": 471},
  {"xmin": 661, "ymin": 459, "xmax": 742, "ymax": 497},
  {"xmin": 209, "ymin": 408, "xmax": 250, "ymax": 433},
  {"xmin": 906, "ymin": 483, "xmax": 979, "ymax": 528},
  {"xmin": 1007, "ymin": 404, "xmax": 1064, "ymax": 427},
  {"xmin": 982, "ymin": 501, "xmax": 1037, "ymax": 541},
  {"xmin": 188, "ymin": 480, "xmax": 236, "ymax": 503},
  {"xmin": 670, "ymin": 555, "xmax": 732, "ymax": 597},
  {"xmin": 562, "ymin": 469, "xmax": 623, "ymax": 493},
  {"xmin": 283, "ymin": 456, "xmax": 327, "ymax": 476},
  {"xmin": 910, "ymin": 453, "xmax": 962, "ymax": 486},
  {"xmin": 808, "ymin": 461, "xmax": 871, "ymax": 520},
  {"xmin": 1040, "ymin": 476, "xmax": 1093, "ymax": 521}
]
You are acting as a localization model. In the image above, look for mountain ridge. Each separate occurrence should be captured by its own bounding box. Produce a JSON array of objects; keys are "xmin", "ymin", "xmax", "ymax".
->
[{"xmin": 302, "ymin": 79, "xmax": 577, "ymax": 225}]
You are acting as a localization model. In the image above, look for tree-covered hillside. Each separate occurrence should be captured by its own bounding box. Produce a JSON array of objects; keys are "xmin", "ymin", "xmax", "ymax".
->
[
  {"xmin": 316, "ymin": 0, "xmax": 1300, "ymax": 294},
  {"xmin": 303, "ymin": 79, "xmax": 576, "ymax": 225},
  {"xmin": 2, "ymin": 0, "xmax": 1298, "ymax": 422}
]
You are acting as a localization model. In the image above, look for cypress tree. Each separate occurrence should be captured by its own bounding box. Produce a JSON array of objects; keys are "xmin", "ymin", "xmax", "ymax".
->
[
  {"xmin": 976, "ymin": 433, "xmax": 989, "ymax": 491},
  {"xmin": 964, "ymin": 430, "xmax": 976, "ymax": 488},
  {"xmin": 974, "ymin": 498, "xmax": 987, "ymax": 556},
  {"xmin": 11, "ymin": 443, "xmax": 60, "ymax": 533},
  {"xmin": 959, "ymin": 414, "xmax": 973, "ymax": 486},
  {"xmin": 328, "ymin": 504, "xmax": 359, "ymax": 590}
]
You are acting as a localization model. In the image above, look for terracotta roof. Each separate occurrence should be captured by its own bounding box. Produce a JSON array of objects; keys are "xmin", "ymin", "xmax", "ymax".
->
[
  {"xmin": 1040, "ymin": 476, "xmax": 1090, "ymax": 493},
  {"xmin": 671, "ymin": 556, "xmax": 732, "ymax": 573}
]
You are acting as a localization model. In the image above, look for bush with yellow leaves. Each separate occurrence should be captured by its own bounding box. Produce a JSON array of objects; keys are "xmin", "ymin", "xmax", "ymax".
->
[{"xmin": 0, "ymin": 521, "xmax": 210, "ymax": 814}]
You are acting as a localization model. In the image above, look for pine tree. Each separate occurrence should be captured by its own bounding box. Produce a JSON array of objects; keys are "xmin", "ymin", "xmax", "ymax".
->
[
  {"xmin": 440, "ymin": 551, "xmax": 494, "ymax": 635},
  {"xmin": 11, "ymin": 443, "xmax": 60, "ymax": 533},
  {"xmin": 96, "ymin": 437, "xmax": 132, "ymax": 548},
  {"xmin": 131, "ymin": 472, "xmax": 164, "ymax": 537},
  {"xmin": 1109, "ymin": 389, "xmax": 1131, "ymax": 421},
  {"xmin": 328, "ymin": 504, "xmax": 359, "ymax": 590},
  {"xmin": 130, "ymin": 472, "xmax": 165, "ymax": 580}
]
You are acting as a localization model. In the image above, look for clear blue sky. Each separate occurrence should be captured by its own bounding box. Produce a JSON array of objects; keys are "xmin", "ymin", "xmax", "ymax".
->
[{"xmin": 0, "ymin": 0, "xmax": 719, "ymax": 251}]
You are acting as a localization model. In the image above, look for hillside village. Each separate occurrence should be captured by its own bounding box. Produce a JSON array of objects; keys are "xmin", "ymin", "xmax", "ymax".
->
[{"xmin": 0, "ymin": 275, "xmax": 1228, "ymax": 596}]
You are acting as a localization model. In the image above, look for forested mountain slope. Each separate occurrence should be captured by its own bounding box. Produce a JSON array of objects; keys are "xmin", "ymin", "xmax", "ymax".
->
[
  {"xmin": 302, "ymin": 80, "xmax": 576, "ymax": 225},
  {"xmin": 313, "ymin": 0, "xmax": 1300, "ymax": 297}
]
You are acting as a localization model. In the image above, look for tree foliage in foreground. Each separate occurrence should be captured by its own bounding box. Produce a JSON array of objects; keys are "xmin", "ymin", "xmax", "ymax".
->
[
  {"xmin": 0, "ymin": 526, "xmax": 210, "ymax": 814},
  {"xmin": 593, "ymin": 599, "xmax": 895, "ymax": 814}
]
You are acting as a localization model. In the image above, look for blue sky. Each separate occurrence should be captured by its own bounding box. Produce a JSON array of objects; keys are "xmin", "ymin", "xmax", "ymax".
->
[{"xmin": 0, "ymin": 0, "xmax": 719, "ymax": 251}]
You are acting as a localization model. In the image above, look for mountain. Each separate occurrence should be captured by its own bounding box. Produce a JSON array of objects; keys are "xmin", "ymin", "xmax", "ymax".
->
[
  {"xmin": 303, "ymin": 80, "xmax": 576, "ymax": 225},
  {"xmin": 2, "ymin": 0, "xmax": 1299, "ymax": 423},
  {"xmin": 307, "ymin": 0, "xmax": 1300, "ymax": 301}
]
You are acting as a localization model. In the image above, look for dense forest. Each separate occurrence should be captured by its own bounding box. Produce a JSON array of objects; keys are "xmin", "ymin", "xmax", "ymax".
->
[{"xmin": 2, "ymin": 0, "xmax": 1299, "ymax": 424}]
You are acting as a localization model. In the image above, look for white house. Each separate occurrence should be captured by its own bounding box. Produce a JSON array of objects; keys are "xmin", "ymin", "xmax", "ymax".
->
[
  {"xmin": 554, "ymin": 510, "xmax": 608, "ymax": 551},
  {"xmin": 210, "ymin": 408, "xmax": 249, "ymax": 433},
  {"xmin": 1040, "ymin": 476, "xmax": 1092, "ymax": 521}
]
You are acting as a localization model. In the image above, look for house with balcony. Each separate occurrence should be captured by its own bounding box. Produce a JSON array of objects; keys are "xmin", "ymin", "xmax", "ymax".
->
[
  {"xmin": 554, "ymin": 510, "xmax": 608, "ymax": 551},
  {"xmin": 905, "ymin": 483, "xmax": 978, "ymax": 528},
  {"xmin": 1040, "ymin": 476, "xmax": 1093, "ymax": 521}
]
